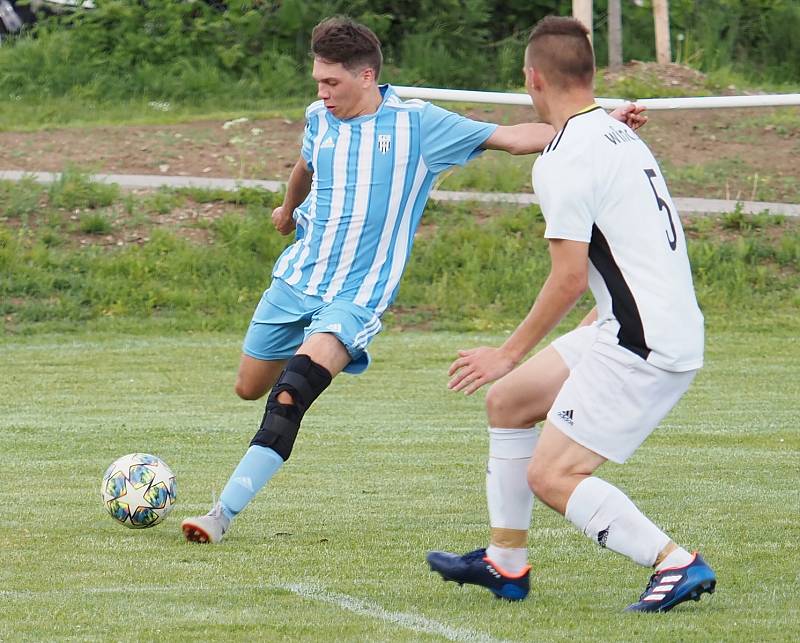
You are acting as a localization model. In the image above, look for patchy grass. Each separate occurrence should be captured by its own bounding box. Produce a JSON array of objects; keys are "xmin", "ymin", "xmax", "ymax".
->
[
  {"xmin": 437, "ymin": 150, "xmax": 532, "ymax": 193},
  {"xmin": 1, "ymin": 177, "xmax": 798, "ymax": 335},
  {"xmin": 0, "ymin": 325, "xmax": 798, "ymax": 641},
  {"xmin": 661, "ymin": 158, "xmax": 800, "ymax": 203},
  {"xmin": 48, "ymin": 166, "xmax": 120, "ymax": 210}
]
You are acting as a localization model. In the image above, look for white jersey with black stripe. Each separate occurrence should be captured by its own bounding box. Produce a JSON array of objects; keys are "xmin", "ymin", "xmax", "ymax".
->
[{"xmin": 533, "ymin": 105, "xmax": 703, "ymax": 372}]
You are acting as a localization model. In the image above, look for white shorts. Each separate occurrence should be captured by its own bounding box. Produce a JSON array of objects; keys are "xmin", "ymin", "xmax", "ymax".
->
[{"xmin": 549, "ymin": 324, "xmax": 697, "ymax": 464}]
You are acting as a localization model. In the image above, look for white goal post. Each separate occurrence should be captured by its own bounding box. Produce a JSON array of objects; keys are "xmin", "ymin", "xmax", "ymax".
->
[{"xmin": 393, "ymin": 86, "xmax": 800, "ymax": 110}]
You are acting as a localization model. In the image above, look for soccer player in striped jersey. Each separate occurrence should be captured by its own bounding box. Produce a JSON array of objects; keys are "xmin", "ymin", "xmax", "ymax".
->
[
  {"xmin": 427, "ymin": 16, "xmax": 716, "ymax": 612},
  {"xmin": 181, "ymin": 16, "xmax": 647, "ymax": 546}
]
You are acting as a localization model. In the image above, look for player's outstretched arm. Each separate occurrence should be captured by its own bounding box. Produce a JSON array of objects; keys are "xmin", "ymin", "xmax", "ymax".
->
[
  {"xmin": 481, "ymin": 123, "xmax": 557, "ymax": 155},
  {"xmin": 448, "ymin": 239, "xmax": 589, "ymax": 395},
  {"xmin": 272, "ymin": 157, "xmax": 313, "ymax": 235},
  {"xmin": 481, "ymin": 103, "xmax": 646, "ymax": 156}
]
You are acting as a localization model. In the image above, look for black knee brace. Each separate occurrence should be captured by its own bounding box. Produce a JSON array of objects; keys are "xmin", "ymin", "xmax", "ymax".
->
[{"xmin": 250, "ymin": 354, "xmax": 332, "ymax": 461}]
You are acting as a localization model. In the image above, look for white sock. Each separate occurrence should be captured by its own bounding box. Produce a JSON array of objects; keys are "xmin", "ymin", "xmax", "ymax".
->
[
  {"xmin": 486, "ymin": 545, "xmax": 529, "ymax": 574},
  {"xmin": 565, "ymin": 476, "xmax": 671, "ymax": 567},
  {"xmin": 486, "ymin": 427, "xmax": 539, "ymax": 574},
  {"xmin": 656, "ymin": 547, "xmax": 694, "ymax": 571}
]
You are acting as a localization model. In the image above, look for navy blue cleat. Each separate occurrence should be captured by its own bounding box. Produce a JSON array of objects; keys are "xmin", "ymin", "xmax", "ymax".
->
[
  {"xmin": 426, "ymin": 548, "xmax": 530, "ymax": 601},
  {"xmin": 626, "ymin": 552, "xmax": 716, "ymax": 613}
]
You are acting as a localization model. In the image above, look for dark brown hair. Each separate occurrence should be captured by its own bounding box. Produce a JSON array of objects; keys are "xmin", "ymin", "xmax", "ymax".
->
[
  {"xmin": 311, "ymin": 17, "xmax": 383, "ymax": 79},
  {"xmin": 526, "ymin": 16, "xmax": 594, "ymax": 88}
]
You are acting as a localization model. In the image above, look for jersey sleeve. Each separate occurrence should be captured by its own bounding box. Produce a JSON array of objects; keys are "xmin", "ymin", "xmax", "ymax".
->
[
  {"xmin": 301, "ymin": 116, "xmax": 315, "ymax": 171},
  {"xmin": 533, "ymin": 154, "xmax": 595, "ymax": 242},
  {"xmin": 420, "ymin": 103, "xmax": 498, "ymax": 174}
]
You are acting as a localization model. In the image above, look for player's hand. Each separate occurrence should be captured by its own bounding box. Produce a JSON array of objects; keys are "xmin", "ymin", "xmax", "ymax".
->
[
  {"xmin": 271, "ymin": 205, "xmax": 296, "ymax": 235},
  {"xmin": 448, "ymin": 346, "xmax": 517, "ymax": 395},
  {"xmin": 610, "ymin": 102, "xmax": 648, "ymax": 131}
]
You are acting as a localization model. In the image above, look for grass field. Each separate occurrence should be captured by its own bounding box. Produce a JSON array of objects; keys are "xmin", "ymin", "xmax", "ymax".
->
[{"xmin": 1, "ymin": 324, "xmax": 798, "ymax": 641}]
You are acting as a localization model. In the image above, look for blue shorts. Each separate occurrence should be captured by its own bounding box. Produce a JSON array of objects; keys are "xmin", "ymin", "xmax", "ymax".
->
[{"xmin": 242, "ymin": 279, "xmax": 382, "ymax": 375}]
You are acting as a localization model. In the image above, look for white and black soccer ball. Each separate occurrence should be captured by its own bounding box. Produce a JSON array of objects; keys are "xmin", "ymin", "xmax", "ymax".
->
[{"xmin": 101, "ymin": 453, "xmax": 177, "ymax": 528}]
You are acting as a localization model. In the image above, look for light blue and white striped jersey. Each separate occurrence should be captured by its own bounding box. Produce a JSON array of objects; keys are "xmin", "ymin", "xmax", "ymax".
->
[{"xmin": 272, "ymin": 84, "xmax": 497, "ymax": 314}]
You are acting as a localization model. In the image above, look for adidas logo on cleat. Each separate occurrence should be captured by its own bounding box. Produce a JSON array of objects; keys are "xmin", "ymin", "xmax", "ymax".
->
[
  {"xmin": 557, "ymin": 409, "xmax": 575, "ymax": 425},
  {"xmin": 625, "ymin": 552, "xmax": 716, "ymax": 612}
]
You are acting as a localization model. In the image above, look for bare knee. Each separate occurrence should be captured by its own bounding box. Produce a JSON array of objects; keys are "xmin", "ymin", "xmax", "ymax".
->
[
  {"xmin": 485, "ymin": 382, "xmax": 542, "ymax": 428},
  {"xmin": 485, "ymin": 383, "xmax": 514, "ymax": 426},
  {"xmin": 234, "ymin": 378, "xmax": 267, "ymax": 401}
]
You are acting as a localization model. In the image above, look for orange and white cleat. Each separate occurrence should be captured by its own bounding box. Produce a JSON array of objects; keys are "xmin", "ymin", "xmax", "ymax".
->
[{"xmin": 181, "ymin": 503, "xmax": 229, "ymax": 544}]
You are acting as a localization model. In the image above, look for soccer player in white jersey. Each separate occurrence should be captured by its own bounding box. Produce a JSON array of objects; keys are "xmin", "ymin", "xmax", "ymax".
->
[
  {"xmin": 427, "ymin": 16, "xmax": 716, "ymax": 612},
  {"xmin": 181, "ymin": 16, "xmax": 647, "ymax": 547}
]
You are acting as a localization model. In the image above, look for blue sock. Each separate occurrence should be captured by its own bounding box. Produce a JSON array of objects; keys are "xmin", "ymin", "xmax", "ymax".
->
[{"xmin": 219, "ymin": 445, "xmax": 284, "ymax": 521}]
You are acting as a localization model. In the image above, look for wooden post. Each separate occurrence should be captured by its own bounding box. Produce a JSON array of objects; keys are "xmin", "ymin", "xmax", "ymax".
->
[
  {"xmin": 653, "ymin": 0, "xmax": 672, "ymax": 64},
  {"xmin": 608, "ymin": 0, "xmax": 622, "ymax": 71},
  {"xmin": 572, "ymin": 0, "xmax": 593, "ymax": 44}
]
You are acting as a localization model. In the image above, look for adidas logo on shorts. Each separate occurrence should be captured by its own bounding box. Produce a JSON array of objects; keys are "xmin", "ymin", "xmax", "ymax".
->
[{"xmin": 557, "ymin": 409, "xmax": 575, "ymax": 425}]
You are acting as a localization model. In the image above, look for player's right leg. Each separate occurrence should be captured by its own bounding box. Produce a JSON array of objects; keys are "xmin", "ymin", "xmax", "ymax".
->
[
  {"xmin": 483, "ymin": 345, "xmax": 569, "ymax": 573},
  {"xmin": 182, "ymin": 333, "xmax": 349, "ymax": 544},
  {"xmin": 183, "ymin": 280, "xmax": 309, "ymax": 543},
  {"xmin": 181, "ymin": 358, "xmax": 286, "ymax": 544},
  {"xmin": 183, "ymin": 285, "xmax": 381, "ymax": 545},
  {"xmin": 427, "ymin": 338, "xmax": 579, "ymax": 600}
]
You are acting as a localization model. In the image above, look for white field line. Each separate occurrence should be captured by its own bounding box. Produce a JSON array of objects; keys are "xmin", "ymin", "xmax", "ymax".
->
[
  {"xmin": 278, "ymin": 581, "xmax": 508, "ymax": 643},
  {"xmin": 1, "ymin": 170, "xmax": 799, "ymax": 217},
  {"xmin": 1, "ymin": 582, "xmax": 510, "ymax": 643}
]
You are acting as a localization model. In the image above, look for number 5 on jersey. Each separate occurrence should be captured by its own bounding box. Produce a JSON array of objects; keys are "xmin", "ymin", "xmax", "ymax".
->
[{"xmin": 644, "ymin": 168, "xmax": 678, "ymax": 251}]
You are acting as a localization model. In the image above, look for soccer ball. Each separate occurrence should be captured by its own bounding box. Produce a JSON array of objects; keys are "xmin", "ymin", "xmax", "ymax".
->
[{"xmin": 101, "ymin": 453, "xmax": 177, "ymax": 528}]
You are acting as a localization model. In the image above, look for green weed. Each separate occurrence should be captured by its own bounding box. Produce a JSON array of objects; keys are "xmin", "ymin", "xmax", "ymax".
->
[
  {"xmin": 142, "ymin": 189, "xmax": 185, "ymax": 215},
  {"xmin": 660, "ymin": 158, "xmax": 800, "ymax": 203},
  {"xmin": 39, "ymin": 227, "xmax": 65, "ymax": 248},
  {"xmin": 0, "ymin": 177, "xmax": 44, "ymax": 221},
  {"xmin": 175, "ymin": 186, "xmax": 282, "ymax": 208},
  {"xmin": 48, "ymin": 168, "xmax": 120, "ymax": 210},
  {"xmin": 724, "ymin": 106, "xmax": 800, "ymax": 137},
  {"xmin": 78, "ymin": 212, "xmax": 114, "ymax": 235},
  {"xmin": 721, "ymin": 206, "xmax": 785, "ymax": 231}
]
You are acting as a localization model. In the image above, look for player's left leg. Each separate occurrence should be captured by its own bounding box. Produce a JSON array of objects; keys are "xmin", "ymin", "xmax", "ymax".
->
[
  {"xmin": 531, "ymin": 421, "xmax": 714, "ymax": 612},
  {"xmin": 234, "ymin": 354, "xmax": 286, "ymax": 400}
]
